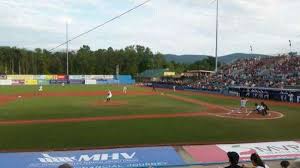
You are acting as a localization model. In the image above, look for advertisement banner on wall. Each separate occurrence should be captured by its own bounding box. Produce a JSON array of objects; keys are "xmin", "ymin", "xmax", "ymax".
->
[
  {"xmin": 0, "ymin": 80, "xmax": 12, "ymax": 85},
  {"xmin": 85, "ymin": 80, "xmax": 97, "ymax": 85},
  {"xmin": 69, "ymin": 75, "xmax": 85, "ymax": 80},
  {"xmin": 69, "ymin": 80, "xmax": 84, "ymax": 84},
  {"xmin": 7, "ymin": 75, "xmax": 34, "ymax": 80},
  {"xmin": 57, "ymin": 75, "xmax": 66, "ymax": 80},
  {"xmin": 0, "ymin": 147, "xmax": 184, "ymax": 168},
  {"xmin": 85, "ymin": 75, "xmax": 114, "ymax": 80},
  {"xmin": 12, "ymin": 80, "xmax": 25, "ymax": 86},
  {"xmin": 184, "ymin": 141, "xmax": 300, "ymax": 164},
  {"xmin": 45, "ymin": 75, "xmax": 57, "ymax": 80},
  {"xmin": 38, "ymin": 80, "xmax": 50, "ymax": 85},
  {"xmin": 36, "ymin": 75, "xmax": 46, "ymax": 80},
  {"xmin": 25, "ymin": 80, "xmax": 38, "ymax": 85},
  {"xmin": 49, "ymin": 80, "xmax": 68, "ymax": 84}
]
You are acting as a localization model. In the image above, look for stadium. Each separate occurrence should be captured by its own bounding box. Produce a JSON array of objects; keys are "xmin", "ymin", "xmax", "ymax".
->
[{"xmin": 0, "ymin": 0, "xmax": 300, "ymax": 168}]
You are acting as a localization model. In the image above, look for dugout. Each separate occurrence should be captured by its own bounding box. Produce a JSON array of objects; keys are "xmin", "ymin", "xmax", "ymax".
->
[{"xmin": 229, "ymin": 86, "xmax": 300, "ymax": 103}]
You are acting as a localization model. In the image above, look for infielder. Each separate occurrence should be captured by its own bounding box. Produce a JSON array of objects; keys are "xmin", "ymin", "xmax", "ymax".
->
[
  {"xmin": 123, "ymin": 86, "xmax": 127, "ymax": 94},
  {"xmin": 38, "ymin": 85, "xmax": 43, "ymax": 92},
  {"xmin": 106, "ymin": 90, "xmax": 112, "ymax": 102}
]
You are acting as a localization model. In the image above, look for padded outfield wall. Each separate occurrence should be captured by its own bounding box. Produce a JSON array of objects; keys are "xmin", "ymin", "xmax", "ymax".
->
[{"xmin": 0, "ymin": 75, "xmax": 135, "ymax": 86}]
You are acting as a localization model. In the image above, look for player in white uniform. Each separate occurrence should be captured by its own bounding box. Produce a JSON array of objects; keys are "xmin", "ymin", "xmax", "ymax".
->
[
  {"xmin": 106, "ymin": 90, "xmax": 112, "ymax": 102},
  {"xmin": 38, "ymin": 85, "xmax": 43, "ymax": 92},
  {"xmin": 240, "ymin": 98, "xmax": 248, "ymax": 113},
  {"xmin": 123, "ymin": 86, "xmax": 127, "ymax": 94},
  {"xmin": 173, "ymin": 85, "xmax": 176, "ymax": 92}
]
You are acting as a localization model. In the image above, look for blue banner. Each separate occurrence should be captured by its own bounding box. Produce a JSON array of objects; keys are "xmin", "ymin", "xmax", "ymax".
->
[{"xmin": 0, "ymin": 146, "xmax": 184, "ymax": 168}]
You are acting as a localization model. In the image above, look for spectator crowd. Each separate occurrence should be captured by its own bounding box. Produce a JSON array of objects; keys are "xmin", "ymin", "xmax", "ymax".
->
[{"xmin": 155, "ymin": 55, "xmax": 300, "ymax": 91}]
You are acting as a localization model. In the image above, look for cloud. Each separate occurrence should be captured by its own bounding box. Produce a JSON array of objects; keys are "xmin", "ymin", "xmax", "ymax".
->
[{"xmin": 0, "ymin": 0, "xmax": 299, "ymax": 55}]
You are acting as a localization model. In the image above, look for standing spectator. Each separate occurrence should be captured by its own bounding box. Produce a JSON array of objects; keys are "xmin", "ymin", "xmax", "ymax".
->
[{"xmin": 225, "ymin": 152, "xmax": 242, "ymax": 168}]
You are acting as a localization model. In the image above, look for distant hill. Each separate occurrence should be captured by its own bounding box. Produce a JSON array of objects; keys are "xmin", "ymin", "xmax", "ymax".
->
[
  {"xmin": 164, "ymin": 54, "xmax": 210, "ymax": 64},
  {"xmin": 219, "ymin": 53, "xmax": 270, "ymax": 64},
  {"xmin": 164, "ymin": 53, "xmax": 270, "ymax": 64}
]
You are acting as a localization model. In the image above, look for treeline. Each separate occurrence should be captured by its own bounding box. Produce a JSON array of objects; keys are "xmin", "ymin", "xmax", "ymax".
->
[{"xmin": 0, "ymin": 45, "xmax": 217, "ymax": 75}]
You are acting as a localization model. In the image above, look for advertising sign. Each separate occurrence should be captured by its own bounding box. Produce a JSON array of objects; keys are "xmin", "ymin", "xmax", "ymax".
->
[
  {"xmin": 57, "ymin": 75, "xmax": 66, "ymax": 80},
  {"xmin": 69, "ymin": 80, "xmax": 84, "ymax": 84},
  {"xmin": 184, "ymin": 141, "xmax": 300, "ymax": 164},
  {"xmin": 12, "ymin": 80, "xmax": 25, "ymax": 86},
  {"xmin": 85, "ymin": 80, "xmax": 97, "ymax": 85},
  {"xmin": 0, "ymin": 147, "xmax": 184, "ymax": 168},
  {"xmin": 0, "ymin": 80, "xmax": 12, "ymax": 85},
  {"xmin": 25, "ymin": 80, "xmax": 38, "ymax": 85},
  {"xmin": 69, "ymin": 75, "xmax": 85, "ymax": 80}
]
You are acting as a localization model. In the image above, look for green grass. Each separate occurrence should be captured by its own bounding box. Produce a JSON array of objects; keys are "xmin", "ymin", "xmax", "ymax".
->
[
  {"xmin": 0, "ymin": 85, "xmax": 148, "ymax": 95},
  {"xmin": 0, "ymin": 95, "xmax": 202, "ymax": 120},
  {"xmin": 0, "ymin": 85, "xmax": 299, "ymax": 150}
]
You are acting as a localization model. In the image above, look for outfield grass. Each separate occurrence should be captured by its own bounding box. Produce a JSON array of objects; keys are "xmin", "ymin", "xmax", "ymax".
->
[
  {"xmin": 0, "ymin": 85, "xmax": 299, "ymax": 150},
  {"xmin": 0, "ymin": 95, "xmax": 202, "ymax": 120}
]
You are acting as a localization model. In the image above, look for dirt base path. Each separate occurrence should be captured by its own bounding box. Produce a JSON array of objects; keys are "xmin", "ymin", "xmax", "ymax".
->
[{"xmin": 165, "ymin": 94, "xmax": 284, "ymax": 120}]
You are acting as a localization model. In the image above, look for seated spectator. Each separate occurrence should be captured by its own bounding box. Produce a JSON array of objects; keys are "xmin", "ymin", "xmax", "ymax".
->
[
  {"xmin": 225, "ymin": 152, "xmax": 242, "ymax": 168},
  {"xmin": 243, "ymin": 153, "xmax": 269, "ymax": 168},
  {"xmin": 58, "ymin": 163, "xmax": 73, "ymax": 168},
  {"xmin": 281, "ymin": 160, "xmax": 290, "ymax": 168}
]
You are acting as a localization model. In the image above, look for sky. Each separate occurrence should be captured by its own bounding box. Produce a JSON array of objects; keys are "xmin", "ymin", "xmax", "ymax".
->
[{"xmin": 0, "ymin": 0, "xmax": 300, "ymax": 56}]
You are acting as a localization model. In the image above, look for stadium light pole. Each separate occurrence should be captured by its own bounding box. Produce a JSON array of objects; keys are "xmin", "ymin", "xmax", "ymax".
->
[
  {"xmin": 65, "ymin": 18, "xmax": 71, "ymax": 75},
  {"xmin": 289, "ymin": 40, "xmax": 292, "ymax": 53},
  {"xmin": 250, "ymin": 45, "xmax": 253, "ymax": 55},
  {"xmin": 214, "ymin": 0, "xmax": 219, "ymax": 72}
]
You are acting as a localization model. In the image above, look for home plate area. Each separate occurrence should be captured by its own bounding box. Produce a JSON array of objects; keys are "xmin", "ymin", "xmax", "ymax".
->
[{"xmin": 213, "ymin": 108, "xmax": 284, "ymax": 120}]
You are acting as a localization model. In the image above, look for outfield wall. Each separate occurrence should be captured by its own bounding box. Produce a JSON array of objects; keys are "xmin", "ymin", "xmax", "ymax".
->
[
  {"xmin": 0, "ymin": 75, "xmax": 135, "ymax": 86},
  {"xmin": 145, "ymin": 83, "xmax": 300, "ymax": 103}
]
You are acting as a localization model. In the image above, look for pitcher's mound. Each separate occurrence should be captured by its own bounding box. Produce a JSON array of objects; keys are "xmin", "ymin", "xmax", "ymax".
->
[{"xmin": 92, "ymin": 100, "xmax": 128, "ymax": 107}]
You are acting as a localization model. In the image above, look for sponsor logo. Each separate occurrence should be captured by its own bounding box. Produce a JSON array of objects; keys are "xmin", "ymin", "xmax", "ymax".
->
[
  {"xmin": 38, "ymin": 152, "xmax": 136, "ymax": 163},
  {"xmin": 221, "ymin": 142, "xmax": 300, "ymax": 157}
]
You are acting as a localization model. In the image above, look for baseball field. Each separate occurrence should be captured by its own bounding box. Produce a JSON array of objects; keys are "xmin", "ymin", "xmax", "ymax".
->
[{"xmin": 0, "ymin": 85, "xmax": 299, "ymax": 151}]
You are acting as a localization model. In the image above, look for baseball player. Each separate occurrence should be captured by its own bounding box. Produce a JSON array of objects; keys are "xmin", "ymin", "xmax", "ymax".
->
[
  {"xmin": 240, "ymin": 97, "xmax": 248, "ymax": 113},
  {"xmin": 288, "ymin": 92, "xmax": 294, "ymax": 103},
  {"xmin": 173, "ymin": 85, "xmax": 176, "ymax": 92},
  {"xmin": 106, "ymin": 90, "xmax": 112, "ymax": 102},
  {"xmin": 152, "ymin": 84, "xmax": 156, "ymax": 92},
  {"xmin": 123, "ymin": 86, "xmax": 127, "ymax": 94},
  {"xmin": 38, "ymin": 85, "xmax": 43, "ymax": 92}
]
